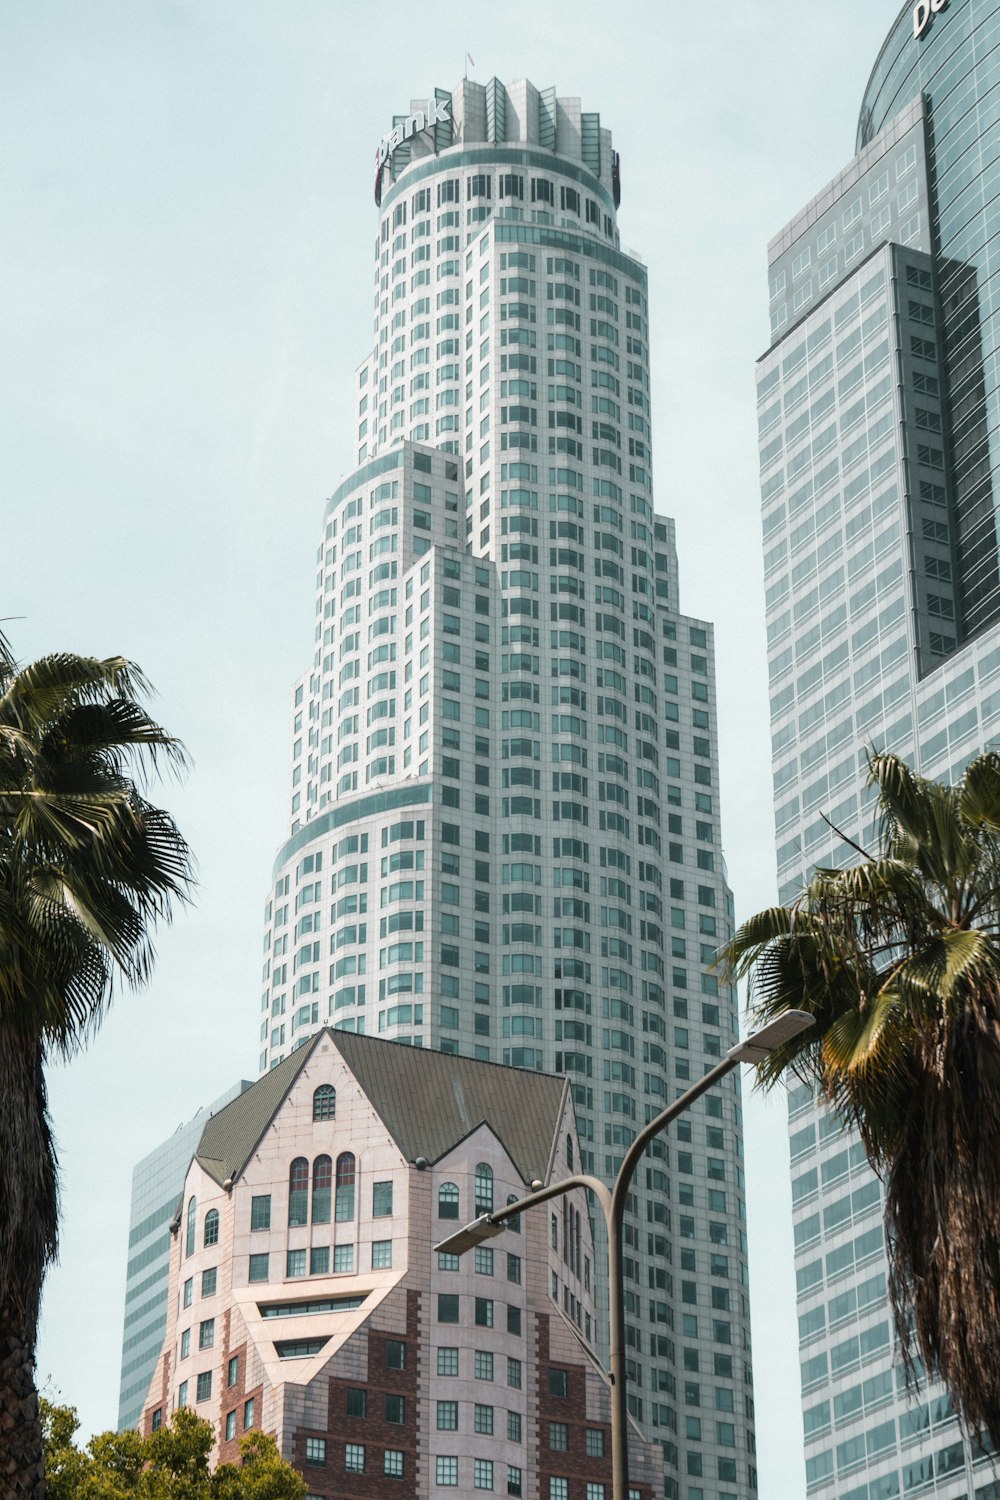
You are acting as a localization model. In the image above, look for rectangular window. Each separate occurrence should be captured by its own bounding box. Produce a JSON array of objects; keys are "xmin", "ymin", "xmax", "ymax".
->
[
  {"xmin": 286, "ymin": 1249, "xmax": 307, "ymax": 1278},
  {"xmin": 475, "ymin": 1404, "xmax": 494, "ymax": 1435},
  {"xmin": 196, "ymin": 1371, "xmax": 212, "ymax": 1402},
  {"xmin": 201, "ymin": 1268, "xmax": 217, "ymax": 1298},
  {"xmin": 180, "ymin": 1329, "xmax": 190, "ymax": 1360},
  {"xmin": 475, "ymin": 1349, "xmax": 494, "ymax": 1380},
  {"xmin": 345, "ymin": 1444, "xmax": 365, "ymax": 1474},
  {"xmin": 508, "ymin": 1465, "xmax": 523, "ymax": 1496},
  {"xmin": 437, "ymin": 1456, "xmax": 459, "ymax": 1486},
  {"xmin": 550, "ymin": 1479, "xmax": 568, "ymax": 1500},
  {"xmin": 333, "ymin": 1244, "xmax": 354, "ymax": 1272},
  {"xmin": 251, "ymin": 1195, "xmax": 271, "ymax": 1231},
  {"xmin": 243, "ymin": 1397, "xmax": 255, "ymax": 1429},
  {"xmin": 384, "ymin": 1450, "xmax": 404, "ymax": 1479},
  {"xmin": 373, "ymin": 1181, "xmax": 394, "ymax": 1217},
  {"xmin": 386, "ymin": 1339, "xmax": 407, "ymax": 1369},
  {"xmin": 385, "ymin": 1394, "xmax": 405, "ymax": 1424},
  {"xmin": 508, "ymin": 1411, "xmax": 522, "ymax": 1442},
  {"xmin": 507, "ymin": 1254, "xmax": 521, "ymax": 1284},
  {"xmin": 474, "ymin": 1459, "xmax": 494, "ymax": 1490},
  {"xmin": 548, "ymin": 1369, "xmax": 569, "ymax": 1397},
  {"xmin": 225, "ymin": 1410, "xmax": 236, "ymax": 1441},
  {"xmin": 506, "ymin": 1305, "xmax": 522, "ymax": 1335},
  {"xmin": 475, "ymin": 1297, "xmax": 494, "ymax": 1327},
  {"xmin": 586, "ymin": 1428, "xmax": 606, "ymax": 1457},
  {"xmin": 438, "ymin": 1346, "xmax": 459, "ymax": 1376},
  {"xmin": 346, "ymin": 1388, "xmax": 368, "ymax": 1417},
  {"xmin": 550, "ymin": 1422, "xmax": 569, "ymax": 1450},
  {"xmin": 227, "ymin": 1356, "xmax": 239, "ymax": 1388},
  {"xmin": 249, "ymin": 1253, "xmax": 269, "ymax": 1283},
  {"xmin": 182, "ymin": 1279, "xmax": 192, "ymax": 1309},
  {"xmin": 310, "ymin": 1246, "xmax": 329, "ymax": 1276},
  {"xmin": 198, "ymin": 1319, "xmax": 215, "ymax": 1351},
  {"xmin": 177, "ymin": 1381, "xmax": 188, "ymax": 1408},
  {"xmin": 372, "ymin": 1239, "xmax": 393, "ymax": 1269},
  {"xmin": 437, "ymin": 1400, "xmax": 459, "ymax": 1430},
  {"xmin": 438, "ymin": 1293, "xmax": 460, "ymax": 1323},
  {"xmin": 508, "ymin": 1357, "xmax": 522, "ymax": 1389}
]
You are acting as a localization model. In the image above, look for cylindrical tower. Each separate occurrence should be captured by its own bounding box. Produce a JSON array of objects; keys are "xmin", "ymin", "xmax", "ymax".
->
[{"xmin": 259, "ymin": 77, "xmax": 752, "ymax": 1495}]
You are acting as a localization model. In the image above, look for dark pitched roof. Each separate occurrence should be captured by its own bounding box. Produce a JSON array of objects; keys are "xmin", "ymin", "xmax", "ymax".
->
[
  {"xmin": 195, "ymin": 1029, "xmax": 567, "ymax": 1189},
  {"xmin": 331, "ymin": 1029, "xmax": 568, "ymax": 1185},
  {"xmin": 196, "ymin": 1036, "xmax": 322, "ymax": 1187}
]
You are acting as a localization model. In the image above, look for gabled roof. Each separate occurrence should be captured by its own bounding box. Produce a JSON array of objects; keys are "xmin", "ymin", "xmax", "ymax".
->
[
  {"xmin": 195, "ymin": 1029, "xmax": 568, "ymax": 1189},
  {"xmin": 196, "ymin": 1036, "xmax": 323, "ymax": 1187},
  {"xmin": 331, "ymin": 1029, "xmax": 568, "ymax": 1185}
]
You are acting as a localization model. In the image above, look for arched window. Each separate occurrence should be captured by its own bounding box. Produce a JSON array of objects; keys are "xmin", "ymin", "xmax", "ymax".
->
[
  {"xmin": 313, "ymin": 1084, "xmax": 336, "ymax": 1121},
  {"xmin": 289, "ymin": 1157, "xmax": 309, "ymax": 1227},
  {"xmin": 335, "ymin": 1153, "xmax": 356, "ymax": 1221},
  {"xmin": 475, "ymin": 1163, "xmax": 493, "ymax": 1214},
  {"xmin": 185, "ymin": 1196, "xmax": 197, "ymax": 1258},
  {"xmin": 566, "ymin": 1136, "xmax": 574, "ymax": 1172},
  {"xmin": 312, "ymin": 1155, "xmax": 332, "ymax": 1224},
  {"xmin": 203, "ymin": 1208, "xmax": 219, "ymax": 1248},
  {"xmin": 438, "ymin": 1182, "xmax": 459, "ymax": 1220},
  {"xmin": 506, "ymin": 1193, "xmax": 521, "ymax": 1233}
]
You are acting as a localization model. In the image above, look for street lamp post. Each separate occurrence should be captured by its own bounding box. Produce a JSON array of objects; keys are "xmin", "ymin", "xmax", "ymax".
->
[{"xmin": 435, "ymin": 1010, "xmax": 813, "ymax": 1500}]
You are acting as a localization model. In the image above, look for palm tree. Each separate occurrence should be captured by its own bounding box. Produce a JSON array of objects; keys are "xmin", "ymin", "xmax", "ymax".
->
[
  {"xmin": 0, "ymin": 631, "xmax": 192, "ymax": 1498},
  {"xmin": 718, "ymin": 747, "xmax": 1000, "ymax": 1445}
]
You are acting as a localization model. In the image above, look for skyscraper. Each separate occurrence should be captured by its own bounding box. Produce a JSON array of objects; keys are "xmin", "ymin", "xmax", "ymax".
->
[
  {"xmin": 758, "ymin": 2, "xmax": 1000, "ymax": 1495},
  {"xmin": 259, "ymin": 78, "xmax": 754, "ymax": 1498}
]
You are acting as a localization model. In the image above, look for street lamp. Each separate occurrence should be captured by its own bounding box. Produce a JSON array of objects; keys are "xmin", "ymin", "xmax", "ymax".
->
[{"xmin": 435, "ymin": 1009, "xmax": 814, "ymax": 1500}]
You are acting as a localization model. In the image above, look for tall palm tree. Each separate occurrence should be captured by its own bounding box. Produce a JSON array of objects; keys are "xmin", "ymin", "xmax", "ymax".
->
[
  {"xmin": 718, "ymin": 748, "xmax": 1000, "ymax": 1444},
  {"xmin": 0, "ymin": 631, "xmax": 192, "ymax": 1498}
]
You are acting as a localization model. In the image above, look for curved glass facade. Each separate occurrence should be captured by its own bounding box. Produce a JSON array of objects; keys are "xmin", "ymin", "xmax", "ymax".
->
[{"xmin": 861, "ymin": 0, "xmax": 1000, "ymax": 638}]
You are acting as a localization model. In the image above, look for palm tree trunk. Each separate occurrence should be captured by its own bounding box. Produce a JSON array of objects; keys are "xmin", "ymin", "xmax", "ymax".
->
[
  {"xmin": 0, "ymin": 1027, "xmax": 57, "ymax": 1500},
  {"xmin": 0, "ymin": 1301, "xmax": 43, "ymax": 1499}
]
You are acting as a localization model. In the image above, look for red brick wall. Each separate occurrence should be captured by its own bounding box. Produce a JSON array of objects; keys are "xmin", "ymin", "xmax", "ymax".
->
[
  {"xmin": 535, "ymin": 1312, "xmax": 654, "ymax": 1500},
  {"xmin": 292, "ymin": 1288, "xmax": 422, "ymax": 1498}
]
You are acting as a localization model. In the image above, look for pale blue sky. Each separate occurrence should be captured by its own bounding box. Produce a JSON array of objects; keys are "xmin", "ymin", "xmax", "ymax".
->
[{"xmin": 3, "ymin": 2, "xmax": 899, "ymax": 1493}]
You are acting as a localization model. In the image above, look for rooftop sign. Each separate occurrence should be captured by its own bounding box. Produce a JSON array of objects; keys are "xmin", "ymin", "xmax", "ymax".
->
[{"xmin": 374, "ymin": 96, "xmax": 451, "ymax": 207}]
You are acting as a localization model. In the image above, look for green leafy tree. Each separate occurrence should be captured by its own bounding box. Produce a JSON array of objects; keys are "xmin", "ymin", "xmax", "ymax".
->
[
  {"xmin": 0, "ymin": 635, "xmax": 192, "ymax": 1499},
  {"xmin": 39, "ymin": 1404, "xmax": 306, "ymax": 1500},
  {"xmin": 718, "ymin": 748, "xmax": 1000, "ymax": 1442}
]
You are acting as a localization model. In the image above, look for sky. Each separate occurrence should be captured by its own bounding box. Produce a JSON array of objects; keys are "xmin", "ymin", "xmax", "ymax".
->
[{"xmin": 2, "ymin": 1, "xmax": 903, "ymax": 1493}]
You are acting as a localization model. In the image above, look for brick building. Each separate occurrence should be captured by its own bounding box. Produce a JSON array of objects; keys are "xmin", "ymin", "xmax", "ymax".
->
[{"xmin": 140, "ymin": 1029, "xmax": 662, "ymax": 1498}]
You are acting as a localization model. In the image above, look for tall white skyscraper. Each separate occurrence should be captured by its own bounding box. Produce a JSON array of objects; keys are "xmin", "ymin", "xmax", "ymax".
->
[
  {"xmin": 758, "ymin": 2, "xmax": 1000, "ymax": 1496},
  {"xmin": 259, "ymin": 77, "xmax": 755, "ymax": 1498}
]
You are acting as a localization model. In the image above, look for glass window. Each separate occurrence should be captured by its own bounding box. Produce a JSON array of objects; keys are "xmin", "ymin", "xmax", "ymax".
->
[
  {"xmin": 289, "ymin": 1158, "xmax": 309, "ymax": 1227},
  {"xmin": 335, "ymin": 1153, "xmax": 356, "ymax": 1221},
  {"xmin": 437, "ymin": 1400, "xmax": 459, "ymax": 1429},
  {"xmin": 384, "ymin": 1450, "xmax": 404, "ymax": 1479},
  {"xmin": 225, "ymin": 1410, "xmax": 236, "ymax": 1441},
  {"xmin": 386, "ymin": 1339, "xmax": 406, "ymax": 1369},
  {"xmin": 185, "ymin": 1197, "xmax": 196, "ymax": 1258},
  {"xmin": 334, "ymin": 1244, "xmax": 354, "ymax": 1272},
  {"xmin": 346, "ymin": 1388, "xmax": 367, "ymax": 1417},
  {"xmin": 251, "ymin": 1195, "xmax": 271, "ymax": 1232},
  {"xmin": 373, "ymin": 1181, "xmax": 394, "ymax": 1217},
  {"xmin": 474, "ymin": 1404, "xmax": 494, "ymax": 1434},
  {"xmin": 475, "ymin": 1298, "xmax": 494, "ymax": 1327},
  {"xmin": 438, "ymin": 1182, "xmax": 460, "ymax": 1218},
  {"xmin": 475, "ymin": 1163, "xmax": 494, "ymax": 1213},
  {"xmin": 313, "ymin": 1084, "xmax": 336, "ymax": 1120},
  {"xmin": 475, "ymin": 1350, "xmax": 494, "ymax": 1380},
  {"xmin": 199, "ymin": 1319, "xmax": 215, "ymax": 1351},
  {"xmin": 312, "ymin": 1155, "xmax": 332, "ymax": 1224},
  {"xmin": 385, "ymin": 1394, "xmax": 405, "ymax": 1424},
  {"xmin": 201, "ymin": 1267, "xmax": 217, "ymax": 1298},
  {"xmin": 203, "ymin": 1209, "xmax": 219, "ymax": 1248},
  {"xmin": 437, "ymin": 1456, "xmax": 459, "ymax": 1486},
  {"xmin": 438, "ymin": 1347, "xmax": 459, "ymax": 1375},
  {"xmin": 249, "ymin": 1253, "xmax": 269, "ymax": 1283},
  {"xmin": 182, "ymin": 1279, "xmax": 193, "ymax": 1309},
  {"xmin": 177, "ymin": 1380, "xmax": 188, "ymax": 1408},
  {"xmin": 438, "ymin": 1294, "xmax": 460, "ymax": 1323},
  {"xmin": 586, "ymin": 1429, "xmax": 605, "ymax": 1457},
  {"xmin": 474, "ymin": 1459, "xmax": 494, "ymax": 1490},
  {"xmin": 549, "ymin": 1422, "xmax": 569, "ymax": 1451},
  {"xmin": 196, "ymin": 1371, "xmax": 212, "ymax": 1402},
  {"xmin": 305, "ymin": 1437, "xmax": 326, "ymax": 1467},
  {"xmin": 286, "ymin": 1249, "xmax": 307, "ymax": 1277},
  {"xmin": 507, "ymin": 1357, "xmax": 522, "ymax": 1388},
  {"xmin": 372, "ymin": 1239, "xmax": 392, "ymax": 1269},
  {"xmin": 227, "ymin": 1356, "xmax": 239, "ymax": 1387},
  {"xmin": 310, "ymin": 1245, "xmax": 329, "ymax": 1275},
  {"xmin": 345, "ymin": 1444, "xmax": 365, "ymax": 1474},
  {"xmin": 244, "ymin": 1397, "xmax": 255, "ymax": 1429},
  {"xmin": 180, "ymin": 1329, "xmax": 190, "ymax": 1360}
]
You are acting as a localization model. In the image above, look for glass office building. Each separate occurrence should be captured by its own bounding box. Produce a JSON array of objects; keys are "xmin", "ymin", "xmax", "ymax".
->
[
  {"xmin": 117, "ymin": 1083, "xmax": 247, "ymax": 1430},
  {"xmin": 758, "ymin": 2, "xmax": 1000, "ymax": 1496},
  {"xmin": 258, "ymin": 78, "xmax": 755, "ymax": 1498}
]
